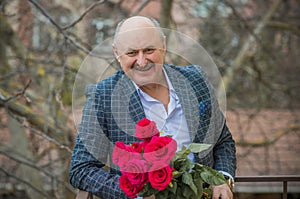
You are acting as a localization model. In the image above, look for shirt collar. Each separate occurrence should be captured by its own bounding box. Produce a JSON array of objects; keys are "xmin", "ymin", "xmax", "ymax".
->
[{"xmin": 132, "ymin": 68, "xmax": 176, "ymax": 96}]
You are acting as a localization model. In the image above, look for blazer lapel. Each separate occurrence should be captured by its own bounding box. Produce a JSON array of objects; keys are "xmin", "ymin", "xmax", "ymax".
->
[
  {"xmin": 164, "ymin": 66, "xmax": 200, "ymax": 141},
  {"xmin": 111, "ymin": 74, "xmax": 145, "ymax": 131}
]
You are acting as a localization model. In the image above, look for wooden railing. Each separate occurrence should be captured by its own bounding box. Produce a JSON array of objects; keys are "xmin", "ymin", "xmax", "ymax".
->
[
  {"xmin": 234, "ymin": 175, "xmax": 300, "ymax": 199},
  {"xmin": 76, "ymin": 175, "xmax": 300, "ymax": 199}
]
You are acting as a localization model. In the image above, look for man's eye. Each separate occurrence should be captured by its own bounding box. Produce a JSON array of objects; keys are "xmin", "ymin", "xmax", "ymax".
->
[
  {"xmin": 126, "ymin": 51, "xmax": 138, "ymax": 57},
  {"xmin": 144, "ymin": 48, "xmax": 155, "ymax": 54}
]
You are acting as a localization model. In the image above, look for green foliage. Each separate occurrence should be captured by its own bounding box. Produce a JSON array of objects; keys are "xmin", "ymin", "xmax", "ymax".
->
[
  {"xmin": 175, "ymin": 143, "xmax": 211, "ymax": 159},
  {"xmin": 139, "ymin": 143, "xmax": 226, "ymax": 199},
  {"xmin": 139, "ymin": 183, "xmax": 159, "ymax": 197}
]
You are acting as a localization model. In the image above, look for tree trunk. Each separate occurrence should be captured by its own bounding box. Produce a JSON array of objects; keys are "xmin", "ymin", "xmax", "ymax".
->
[
  {"xmin": 160, "ymin": 0, "xmax": 174, "ymax": 29},
  {"xmin": 0, "ymin": 13, "xmax": 11, "ymax": 81}
]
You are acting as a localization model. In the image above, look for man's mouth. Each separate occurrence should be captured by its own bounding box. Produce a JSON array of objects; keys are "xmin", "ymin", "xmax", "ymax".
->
[{"xmin": 133, "ymin": 63, "xmax": 154, "ymax": 71}]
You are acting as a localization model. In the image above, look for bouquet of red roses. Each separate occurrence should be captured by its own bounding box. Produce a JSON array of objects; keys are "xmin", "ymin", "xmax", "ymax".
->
[{"xmin": 112, "ymin": 118, "xmax": 226, "ymax": 199}]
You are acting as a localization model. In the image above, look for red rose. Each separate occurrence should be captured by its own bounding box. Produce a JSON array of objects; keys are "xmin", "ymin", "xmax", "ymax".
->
[
  {"xmin": 121, "ymin": 158, "xmax": 149, "ymax": 185},
  {"xmin": 137, "ymin": 118, "xmax": 151, "ymax": 126},
  {"xmin": 148, "ymin": 165, "xmax": 173, "ymax": 191},
  {"xmin": 131, "ymin": 142, "xmax": 145, "ymax": 153},
  {"xmin": 119, "ymin": 175, "xmax": 144, "ymax": 198},
  {"xmin": 135, "ymin": 118, "xmax": 160, "ymax": 142},
  {"xmin": 143, "ymin": 136, "xmax": 177, "ymax": 167},
  {"xmin": 112, "ymin": 142, "xmax": 132, "ymax": 165},
  {"xmin": 113, "ymin": 142, "xmax": 141, "ymax": 168}
]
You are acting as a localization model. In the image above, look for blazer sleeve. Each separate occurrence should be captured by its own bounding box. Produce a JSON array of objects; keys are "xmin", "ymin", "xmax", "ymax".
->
[
  {"xmin": 213, "ymin": 121, "xmax": 237, "ymax": 178},
  {"xmin": 193, "ymin": 65, "xmax": 236, "ymax": 178},
  {"xmin": 69, "ymin": 84, "xmax": 130, "ymax": 199}
]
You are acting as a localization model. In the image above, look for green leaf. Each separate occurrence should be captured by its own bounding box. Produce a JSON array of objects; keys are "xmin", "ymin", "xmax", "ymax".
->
[
  {"xmin": 187, "ymin": 143, "xmax": 211, "ymax": 153},
  {"xmin": 156, "ymin": 190, "xmax": 169, "ymax": 199},
  {"xmin": 175, "ymin": 148, "xmax": 191, "ymax": 158},
  {"xmin": 182, "ymin": 172, "xmax": 193, "ymax": 185},
  {"xmin": 193, "ymin": 172, "xmax": 203, "ymax": 198},
  {"xmin": 174, "ymin": 158, "xmax": 186, "ymax": 171},
  {"xmin": 182, "ymin": 158, "xmax": 194, "ymax": 171},
  {"xmin": 173, "ymin": 158, "xmax": 185, "ymax": 170},
  {"xmin": 174, "ymin": 157, "xmax": 194, "ymax": 172},
  {"xmin": 200, "ymin": 166, "xmax": 226, "ymax": 186},
  {"xmin": 213, "ymin": 173, "xmax": 227, "ymax": 185},
  {"xmin": 167, "ymin": 181, "xmax": 177, "ymax": 194},
  {"xmin": 174, "ymin": 185, "xmax": 186, "ymax": 199},
  {"xmin": 175, "ymin": 186, "xmax": 183, "ymax": 199},
  {"xmin": 182, "ymin": 172, "xmax": 198, "ymax": 195},
  {"xmin": 182, "ymin": 184, "xmax": 194, "ymax": 198},
  {"xmin": 175, "ymin": 193, "xmax": 184, "ymax": 199},
  {"xmin": 138, "ymin": 182, "xmax": 159, "ymax": 197},
  {"xmin": 193, "ymin": 163, "xmax": 204, "ymax": 171}
]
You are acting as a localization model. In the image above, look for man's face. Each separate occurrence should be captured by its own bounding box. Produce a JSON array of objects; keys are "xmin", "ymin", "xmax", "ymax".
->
[{"xmin": 113, "ymin": 27, "xmax": 166, "ymax": 86}]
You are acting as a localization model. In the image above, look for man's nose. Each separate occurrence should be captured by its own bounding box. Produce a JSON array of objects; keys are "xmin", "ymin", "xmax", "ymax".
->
[{"xmin": 136, "ymin": 51, "xmax": 147, "ymax": 66}]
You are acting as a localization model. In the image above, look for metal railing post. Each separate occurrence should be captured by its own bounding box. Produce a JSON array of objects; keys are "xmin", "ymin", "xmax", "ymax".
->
[
  {"xmin": 283, "ymin": 181, "xmax": 287, "ymax": 199},
  {"xmin": 234, "ymin": 175, "xmax": 300, "ymax": 199}
]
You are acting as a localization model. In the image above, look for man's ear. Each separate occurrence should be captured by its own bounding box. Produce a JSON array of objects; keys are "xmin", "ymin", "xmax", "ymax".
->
[{"xmin": 112, "ymin": 44, "xmax": 120, "ymax": 62}]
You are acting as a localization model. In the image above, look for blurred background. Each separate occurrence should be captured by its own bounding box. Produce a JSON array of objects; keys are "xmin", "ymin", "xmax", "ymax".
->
[{"xmin": 0, "ymin": 0, "xmax": 299, "ymax": 198}]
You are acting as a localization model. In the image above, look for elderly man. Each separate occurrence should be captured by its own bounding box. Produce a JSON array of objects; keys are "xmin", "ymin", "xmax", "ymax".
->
[{"xmin": 70, "ymin": 16, "xmax": 236, "ymax": 199}]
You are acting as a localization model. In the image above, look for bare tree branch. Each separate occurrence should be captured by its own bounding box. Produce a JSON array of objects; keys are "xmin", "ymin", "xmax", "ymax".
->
[
  {"xmin": 28, "ymin": 0, "xmax": 91, "ymax": 54},
  {"xmin": 14, "ymin": 113, "xmax": 72, "ymax": 153},
  {"xmin": 267, "ymin": 20, "xmax": 300, "ymax": 36},
  {"xmin": 0, "ymin": 167, "xmax": 51, "ymax": 198},
  {"xmin": 222, "ymin": 0, "xmax": 255, "ymax": 36},
  {"xmin": 217, "ymin": 0, "xmax": 283, "ymax": 107},
  {"xmin": 0, "ymin": 88, "xmax": 71, "ymax": 142},
  {"xmin": 0, "ymin": 145, "xmax": 75, "ymax": 193},
  {"xmin": 131, "ymin": 0, "xmax": 151, "ymax": 16},
  {"xmin": 62, "ymin": 0, "xmax": 106, "ymax": 30},
  {"xmin": 1, "ymin": 79, "xmax": 31, "ymax": 103},
  {"xmin": 236, "ymin": 124, "xmax": 299, "ymax": 147}
]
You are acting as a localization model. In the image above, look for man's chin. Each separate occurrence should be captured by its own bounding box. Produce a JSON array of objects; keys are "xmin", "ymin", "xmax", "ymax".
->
[
  {"xmin": 125, "ymin": 66, "xmax": 163, "ymax": 86},
  {"xmin": 127, "ymin": 71, "xmax": 154, "ymax": 83},
  {"xmin": 130, "ymin": 75, "xmax": 157, "ymax": 87},
  {"xmin": 132, "ymin": 79, "xmax": 153, "ymax": 87}
]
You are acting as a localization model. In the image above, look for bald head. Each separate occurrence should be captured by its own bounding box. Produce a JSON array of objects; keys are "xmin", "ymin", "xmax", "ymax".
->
[
  {"xmin": 113, "ymin": 16, "xmax": 165, "ymax": 46},
  {"xmin": 119, "ymin": 16, "xmax": 156, "ymax": 33}
]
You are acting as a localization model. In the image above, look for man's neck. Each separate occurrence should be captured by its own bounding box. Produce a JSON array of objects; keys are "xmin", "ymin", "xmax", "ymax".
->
[{"xmin": 139, "ymin": 82, "xmax": 170, "ymax": 111}]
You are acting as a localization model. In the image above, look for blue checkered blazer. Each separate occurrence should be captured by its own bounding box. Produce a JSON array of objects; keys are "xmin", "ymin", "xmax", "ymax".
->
[{"xmin": 69, "ymin": 64, "xmax": 236, "ymax": 198}]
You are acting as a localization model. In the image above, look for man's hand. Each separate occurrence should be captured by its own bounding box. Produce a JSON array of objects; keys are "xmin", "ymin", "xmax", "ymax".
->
[{"xmin": 211, "ymin": 183, "xmax": 233, "ymax": 199}]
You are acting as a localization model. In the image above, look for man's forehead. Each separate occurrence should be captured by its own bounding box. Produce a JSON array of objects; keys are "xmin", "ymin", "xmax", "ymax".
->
[
  {"xmin": 117, "ymin": 40, "xmax": 163, "ymax": 53},
  {"xmin": 115, "ymin": 28, "xmax": 163, "ymax": 49}
]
